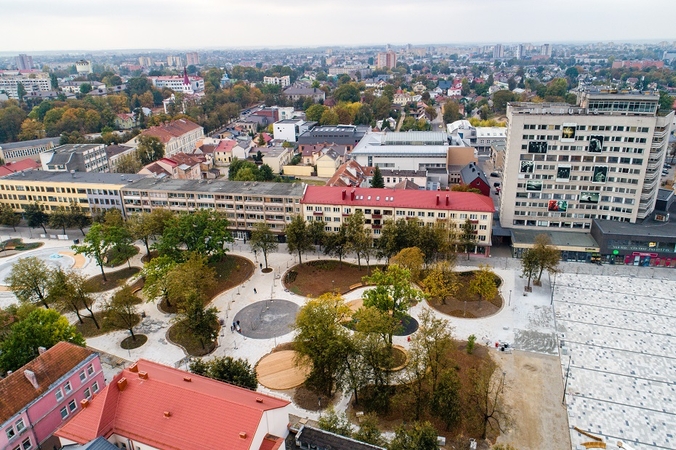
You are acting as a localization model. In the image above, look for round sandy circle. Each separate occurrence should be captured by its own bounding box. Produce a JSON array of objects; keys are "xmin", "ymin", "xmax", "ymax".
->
[{"xmin": 256, "ymin": 350, "xmax": 310, "ymax": 390}]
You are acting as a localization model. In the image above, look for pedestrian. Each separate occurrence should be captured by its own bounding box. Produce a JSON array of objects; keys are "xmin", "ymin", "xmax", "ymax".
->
[
  {"xmin": 254, "ymin": 288, "xmax": 257, "ymax": 294},
  {"xmin": 260, "ymin": 263, "xmax": 263, "ymax": 270}
]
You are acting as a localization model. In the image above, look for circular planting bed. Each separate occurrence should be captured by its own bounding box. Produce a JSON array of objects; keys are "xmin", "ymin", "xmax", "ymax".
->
[
  {"xmin": 283, "ymin": 260, "xmax": 382, "ymax": 297},
  {"xmin": 427, "ymin": 270, "xmax": 503, "ymax": 319},
  {"xmin": 85, "ymin": 267, "xmax": 141, "ymax": 293},
  {"xmin": 256, "ymin": 350, "xmax": 310, "ymax": 390},
  {"xmin": 233, "ymin": 299, "xmax": 299, "ymax": 339},
  {"xmin": 380, "ymin": 345, "xmax": 409, "ymax": 371},
  {"xmin": 121, "ymin": 334, "xmax": 148, "ymax": 349}
]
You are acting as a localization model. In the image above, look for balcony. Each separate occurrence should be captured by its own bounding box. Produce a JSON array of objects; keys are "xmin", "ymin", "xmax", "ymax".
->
[
  {"xmin": 372, "ymin": 224, "xmax": 382, "ymax": 230},
  {"xmin": 372, "ymin": 214, "xmax": 382, "ymax": 219},
  {"xmin": 313, "ymin": 211, "xmax": 323, "ymax": 216}
]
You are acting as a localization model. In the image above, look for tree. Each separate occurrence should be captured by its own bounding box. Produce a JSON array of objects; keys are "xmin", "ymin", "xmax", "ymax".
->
[
  {"xmin": 532, "ymin": 234, "xmax": 560, "ymax": 284},
  {"xmin": 104, "ymin": 222, "xmax": 136, "ymax": 267},
  {"xmin": 305, "ymin": 104, "xmax": 326, "ymax": 122},
  {"xmin": 115, "ymin": 153, "xmax": 143, "ymax": 173},
  {"xmin": 659, "ymin": 91, "xmax": 675, "ymax": 114},
  {"xmin": 345, "ymin": 210, "xmax": 372, "ymax": 270},
  {"xmin": 68, "ymin": 201, "xmax": 91, "ymax": 235},
  {"xmin": 422, "ymin": 261, "xmax": 458, "ymax": 305},
  {"xmin": 451, "ymin": 184, "xmax": 482, "ymax": 194},
  {"xmin": 352, "ymin": 413, "xmax": 384, "ymax": 446},
  {"xmin": 177, "ymin": 292, "xmax": 220, "ymax": 350},
  {"xmin": 390, "ymin": 247, "xmax": 425, "ymax": 282},
  {"xmin": 323, "ymin": 224, "xmax": 349, "ymax": 267},
  {"xmin": 166, "ymin": 253, "xmax": 216, "ymax": 307},
  {"xmin": 521, "ymin": 248, "xmax": 538, "ymax": 290},
  {"xmin": 371, "ymin": 166, "xmax": 385, "ymax": 188},
  {"xmin": 317, "ymin": 408, "xmax": 352, "ymax": 437},
  {"xmin": 362, "ymin": 265, "xmax": 420, "ymax": 346},
  {"xmin": 414, "ymin": 308, "xmax": 453, "ymax": 393},
  {"xmin": 469, "ymin": 264, "xmax": 498, "ymax": 305},
  {"xmin": 492, "ymin": 90, "xmax": 516, "ymax": 113},
  {"xmin": 7, "ymin": 257, "xmax": 52, "ymax": 308},
  {"xmin": 103, "ymin": 285, "xmax": 140, "ymax": 340},
  {"xmin": 23, "ymin": 202, "xmax": 49, "ymax": 233},
  {"xmin": 126, "ymin": 210, "xmax": 171, "ymax": 259},
  {"xmin": 189, "ymin": 356, "xmax": 258, "ymax": 390},
  {"xmin": 49, "ymin": 207, "xmax": 71, "ymax": 234},
  {"xmin": 73, "ymin": 222, "xmax": 110, "ymax": 281},
  {"xmin": 468, "ymin": 360, "xmax": 509, "ymax": 439},
  {"xmin": 460, "ymin": 218, "xmax": 476, "ymax": 260},
  {"xmin": 58, "ymin": 271, "xmax": 101, "ymax": 329},
  {"xmin": 309, "ymin": 220, "xmax": 327, "ymax": 250},
  {"xmin": 293, "ymin": 293, "xmax": 353, "ymax": 397},
  {"xmin": 0, "ymin": 308, "xmax": 85, "ymax": 374},
  {"xmin": 142, "ymin": 254, "xmax": 177, "ymax": 306},
  {"xmin": 319, "ymin": 108, "xmax": 340, "ymax": 125},
  {"xmin": 136, "ymin": 135, "xmax": 165, "ymax": 165},
  {"xmin": 443, "ymin": 100, "xmax": 461, "ymax": 123},
  {"xmin": 0, "ymin": 204, "xmax": 20, "ymax": 231},
  {"xmin": 431, "ymin": 369, "xmax": 462, "ymax": 430},
  {"xmin": 249, "ymin": 222, "xmax": 278, "ymax": 269},
  {"xmin": 388, "ymin": 421, "xmax": 438, "ymax": 450},
  {"xmin": 286, "ymin": 215, "xmax": 313, "ymax": 265},
  {"xmin": 156, "ymin": 209, "xmax": 232, "ymax": 262}
]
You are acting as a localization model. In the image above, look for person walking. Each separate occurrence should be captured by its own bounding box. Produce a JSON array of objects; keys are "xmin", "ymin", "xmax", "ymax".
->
[{"xmin": 254, "ymin": 288, "xmax": 257, "ymax": 294}]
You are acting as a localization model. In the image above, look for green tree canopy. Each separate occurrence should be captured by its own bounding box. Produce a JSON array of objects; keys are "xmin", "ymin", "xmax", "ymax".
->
[
  {"xmin": 249, "ymin": 222, "xmax": 278, "ymax": 269},
  {"xmin": 156, "ymin": 209, "xmax": 232, "ymax": 262},
  {"xmin": 370, "ymin": 166, "xmax": 384, "ymax": 188},
  {"xmin": 7, "ymin": 257, "xmax": 53, "ymax": 308},
  {"xmin": 137, "ymin": 135, "xmax": 165, "ymax": 165},
  {"xmin": 189, "ymin": 356, "xmax": 258, "ymax": 390},
  {"xmin": 286, "ymin": 215, "xmax": 313, "ymax": 264}
]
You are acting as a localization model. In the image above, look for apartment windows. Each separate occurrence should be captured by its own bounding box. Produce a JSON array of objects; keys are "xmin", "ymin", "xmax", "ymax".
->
[
  {"xmin": 6, "ymin": 426, "xmax": 15, "ymax": 440},
  {"xmin": 55, "ymin": 389, "xmax": 63, "ymax": 402},
  {"xmin": 84, "ymin": 388, "xmax": 91, "ymax": 399},
  {"xmin": 21, "ymin": 437, "xmax": 31, "ymax": 450},
  {"xmin": 64, "ymin": 381, "xmax": 72, "ymax": 394},
  {"xmin": 60, "ymin": 407, "xmax": 68, "ymax": 419},
  {"xmin": 79, "ymin": 371, "xmax": 86, "ymax": 382},
  {"xmin": 68, "ymin": 399, "xmax": 77, "ymax": 412}
]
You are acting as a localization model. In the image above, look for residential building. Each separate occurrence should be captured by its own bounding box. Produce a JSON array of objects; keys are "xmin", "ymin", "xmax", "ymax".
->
[
  {"xmin": 459, "ymin": 162, "xmax": 491, "ymax": 196},
  {"xmin": 75, "ymin": 60, "xmax": 92, "ymax": 75},
  {"xmin": 56, "ymin": 359, "xmax": 292, "ymax": 450},
  {"xmin": 301, "ymin": 186, "xmax": 495, "ymax": 254},
  {"xmin": 0, "ymin": 342, "xmax": 105, "ymax": 450},
  {"xmin": 475, "ymin": 127, "xmax": 507, "ymax": 154},
  {"xmin": 376, "ymin": 51, "xmax": 397, "ymax": 69},
  {"xmin": 393, "ymin": 92, "xmax": 412, "ymax": 106},
  {"xmin": 0, "ymin": 171, "xmax": 145, "ymax": 216},
  {"xmin": 263, "ymin": 76, "xmax": 291, "ymax": 88},
  {"xmin": 138, "ymin": 154, "xmax": 202, "ymax": 180},
  {"xmin": 166, "ymin": 55, "xmax": 182, "ymax": 67},
  {"xmin": 260, "ymin": 146, "xmax": 293, "ymax": 174},
  {"xmin": 185, "ymin": 52, "xmax": 199, "ymax": 66},
  {"xmin": 138, "ymin": 56, "xmax": 152, "ymax": 68},
  {"xmin": 364, "ymin": 168, "xmax": 427, "ymax": 189},
  {"xmin": 40, "ymin": 144, "xmax": 109, "ymax": 173},
  {"xmin": 104, "ymin": 144, "xmax": 135, "ymax": 172},
  {"xmin": 540, "ymin": 43, "xmax": 552, "ymax": 58},
  {"xmin": 149, "ymin": 74, "xmax": 204, "ymax": 94},
  {"xmin": 500, "ymin": 90, "xmax": 674, "ymax": 233},
  {"xmin": 15, "ymin": 54, "xmax": 32, "ymax": 70},
  {"xmin": 0, "ymin": 158, "xmax": 41, "ymax": 177},
  {"xmin": 326, "ymin": 160, "xmax": 368, "ymax": 187},
  {"xmin": 316, "ymin": 149, "xmax": 341, "ymax": 178},
  {"xmin": 0, "ymin": 137, "xmax": 59, "ymax": 162},
  {"xmin": 130, "ymin": 119, "xmax": 204, "ymax": 156},
  {"xmin": 490, "ymin": 142, "xmax": 506, "ymax": 172},
  {"xmin": 211, "ymin": 138, "xmax": 238, "ymax": 165},
  {"xmin": 283, "ymin": 86, "xmax": 325, "ymax": 102},
  {"xmin": 273, "ymin": 119, "xmax": 314, "ymax": 142},
  {"xmin": 611, "ymin": 60, "xmax": 664, "ymax": 70},
  {"xmin": 121, "ymin": 178, "xmax": 304, "ymax": 239},
  {"xmin": 493, "ymin": 44, "xmax": 504, "ymax": 59},
  {"xmin": 0, "ymin": 70, "xmax": 51, "ymax": 99},
  {"xmin": 297, "ymin": 125, "xmax": 368, "ymax": 149}
]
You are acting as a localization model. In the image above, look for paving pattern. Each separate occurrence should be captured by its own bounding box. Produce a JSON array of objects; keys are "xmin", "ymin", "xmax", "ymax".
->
[{"xmin": 554, "ymin": 274, "xmax": 676, "ymax": 450}]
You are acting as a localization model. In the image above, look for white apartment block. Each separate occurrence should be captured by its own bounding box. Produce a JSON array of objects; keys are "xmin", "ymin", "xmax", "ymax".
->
[
  {"xmin": 149, "ymin": 76, "xmax": 204, "ymax": 94},
  {"xmin": 0, "ymin": 71, "xmax": 51, "ymax": 99},
  {"xmin": 500, "ymin": 91, "xmax": 674, "ymax": 232},
  {"xmin": 263, "ymin": 76, "xmax": 291, "ymax": 88}
]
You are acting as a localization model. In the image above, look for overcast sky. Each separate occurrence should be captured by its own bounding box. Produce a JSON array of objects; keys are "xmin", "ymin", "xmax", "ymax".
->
[{"xmin": 1, "ymin": 0, "xmax": 675, "ymax": 53}]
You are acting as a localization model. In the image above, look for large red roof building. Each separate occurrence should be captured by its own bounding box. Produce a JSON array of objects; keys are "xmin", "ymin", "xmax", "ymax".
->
[{"xmin": 56, "ymin": 359, "xmax": 290, "ymax": 450}]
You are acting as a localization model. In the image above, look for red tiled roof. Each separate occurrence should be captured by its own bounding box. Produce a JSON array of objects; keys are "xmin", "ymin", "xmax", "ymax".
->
[
  {"xmin": 56, "ymin": 359, "xmax": 290, "ymax": 450},
  {"xmin": 0, "ymin": 342, "xmax": 94, "ymax": 423},
  {"xmin": 138, "ymin": 119, "xmax": 202, "ymax": 144},
  {"xmin": 302, "ymin": 186, "xmax": 495, "ymax": 212},
  {"xmin": 215, "ymin": 139, "xmax": 237, "ymax": 153},
  {"xmin": 0, "ymin": 158, "xmax": 41, "ymax": 177}
]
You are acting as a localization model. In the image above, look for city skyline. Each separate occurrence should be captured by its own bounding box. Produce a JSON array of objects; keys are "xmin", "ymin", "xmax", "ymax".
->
[{"xmin": 1, "ymin": 0, "xmax": 675, "ymax": 52}]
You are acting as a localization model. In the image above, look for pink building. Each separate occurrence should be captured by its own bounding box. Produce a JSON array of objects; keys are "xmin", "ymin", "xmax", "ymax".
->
[{"xmin": 0, "ymin": 342, "xmax": 105, "ymax": 450}]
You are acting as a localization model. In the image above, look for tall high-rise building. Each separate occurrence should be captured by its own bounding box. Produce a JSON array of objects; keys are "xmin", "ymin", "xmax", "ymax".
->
[
  {"xmin": 186, "ymin": 52, "xmax": 199, "ymax": 66},
  {"xmin": 515, "ymin": 44, "xmax": 526, "ymax": 60},
  {"xmin": 139, "ymin": 56, "xmax": 153, "ymax": 67},
  {"xmin": 167, "ymin": 56, "xmax": 182, "ymax": 67},
  {"xmin": 376, "ymin": 51, "xmax": 397, "ymax": 69},
  {"xmin": 541, "ymin": 43, "xmax": 552, "ymax": 57},
  {"xmin": 499, "ymin": 90, "xmax": 674, "ymax": 233},
  {"xmin": 493, "ymin": 44, "xmax": 504, "ymax": 59},
  {"xmin": 15, "ymin": 54, "xmax": 33, "ymax": 70}
]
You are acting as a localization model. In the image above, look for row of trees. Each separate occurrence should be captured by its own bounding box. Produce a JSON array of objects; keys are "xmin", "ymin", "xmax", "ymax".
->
[
  {"xmin": 0, "ymin": 201, "xmax": 91, "ymax": 235},
  {"xmin": 520, "ymin": 235, "xmax": 561, "ymax": 289}
]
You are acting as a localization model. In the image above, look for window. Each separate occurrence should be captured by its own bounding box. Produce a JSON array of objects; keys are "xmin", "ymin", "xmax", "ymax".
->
[
  {"xmin": 55, "ymin": 389, "xmax": 63, "ymax": 402},
  {"xmin": 64, "ymin": 381, "xmax": 72, "ymax": 393},
  {"xmin": 6, "ymin": 427, "xmax": 15, "ymax": 440},
  {"xmin": 84, "ymin": 388, "xmax": 91, "ymax": 399},
  {"xmin": 21, "ymin": 438, "xmax": 31, "ymax": 450},
  {"xmin": 79, "ymin": 371, "xmax": 86, "ymax": 382},
  {"xmin": 60, "ymin": 407, "xmax": 68, "ymax": 419},
  {"xmin": 68, "ymin": 399, "xmax": 77, "ymax": 412},
  {"xmin": 15, "ymin": 419, "xmax": 24, "ymax": 433}
]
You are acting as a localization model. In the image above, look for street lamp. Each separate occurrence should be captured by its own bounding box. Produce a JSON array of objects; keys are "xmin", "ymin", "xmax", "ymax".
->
[{"xmin": 508, "ymin": 289, "xmax": 512, "ymax": 307}]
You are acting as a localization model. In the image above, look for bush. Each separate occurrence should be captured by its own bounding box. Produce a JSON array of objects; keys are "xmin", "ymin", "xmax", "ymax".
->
[{"xmin": 467, "ymin": 334, "xmax": 476, "ymax": 354}]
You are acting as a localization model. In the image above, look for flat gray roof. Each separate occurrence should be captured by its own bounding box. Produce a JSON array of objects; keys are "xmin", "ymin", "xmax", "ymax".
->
[
  {"xmin": 592, "ymin": 218, "xmax": 676, "ymax": 240},
  {"xmin": 1, "ymin": 170, "xmax": 146, "ymax": 184},
  {"xmin": 511, "ymin": 229, "xmax": 599, "ymax": 250},
  {"xmin": 0, "ymin": 137, "xmax": 60, "ymax": 150},
  {"xmin": 123, "ymin": 177, "xmax": 306, "ymax": 197}
]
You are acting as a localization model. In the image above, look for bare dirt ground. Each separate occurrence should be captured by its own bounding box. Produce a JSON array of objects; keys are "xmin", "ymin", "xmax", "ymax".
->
[{"xmin": 494, "ymin": 350, "xmax": 570, "ymax": 450}]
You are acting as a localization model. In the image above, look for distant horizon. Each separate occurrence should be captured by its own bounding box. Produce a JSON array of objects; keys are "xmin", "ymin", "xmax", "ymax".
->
[
  {"xmin": 1, "ymin": 0, "xmax": 674, "ymax": 54},
  {"xmin": 1, "ymin": 38, "xmax": 675, "ymax": 58}
]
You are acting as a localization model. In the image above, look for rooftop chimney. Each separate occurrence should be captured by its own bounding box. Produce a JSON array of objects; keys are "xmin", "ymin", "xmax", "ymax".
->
[
  {"xmin": 446, "ymin": 196, "xmax": 450, "ymax": 206},
  {"xmin": 164, "ymin": 411, "xmax": 171, "ymax": 418},
  {"xmin": 128, "ymin": 363, "xmax": 138, "ymax": 373},
  {"xmin": 350, "ymin": 189, "xmax": 355, "ymax": 201},
  {"xmin": 239, "ymin": 432, "xmax": 248, "ymax": 439},
  {"xmin": 117, "ymin": 377, "xmax": 127, "ymax": 391},
  {"xmin": 80, "ymin": 398, "xmax": 90, "ymax": 408},
  {"xmin": 255, "ymin": 397, "xmax": 263, "ymax": 403},
  {"xmin": 138, "ymin": 371, "xmax": 148, "ymax": 380},
  {"xmin": 342, "ymin": 189, "xmax": 346, "ymax": 200},
  {"xmin": 436, "ymin": 195, "xmax": 440, "ymax": 205},
  {"xmin": 24, "ymin": 369, "xmax": 39, "ymax": 389},
  {"xmin": 183, "ymin": 376, "xmax": 192, "ymax": 382}
]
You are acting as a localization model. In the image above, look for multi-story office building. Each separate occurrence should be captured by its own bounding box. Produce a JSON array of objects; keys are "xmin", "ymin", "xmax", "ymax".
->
[
  {"xmin": 121, "ymin": 178, "xmax": 305, "ymax": 239},
  {"xmin": 263, "ymin": 76, "xmax": 291, "ymax": 88},
  {"xmin": 493, "ymin": 44, "xmax": 504, "ymax": 59},
  {"xmin": 0, "ymin": 137, "xmax": 60, "ymax": 162},
  {"xmin": 500, "ymin": 90, "xmax": 674, "ymax": 233},
  {"xmin": 302, "ymin": 186, "xmax": 495, "ymax": 254},
  {"xmin": 0, "ymin": 171, "xmax": 145, "ymax": 216},
  {"xmin": 39, "ymin": 144, "xmax": 110, "ymax": 173},
  {"xmin": 0, "ymin": 71, "xmax": 51, "ymax": 99},
  {"xmin": 15, "ymin": 54, "xmax": 33, "ymax": 70}
]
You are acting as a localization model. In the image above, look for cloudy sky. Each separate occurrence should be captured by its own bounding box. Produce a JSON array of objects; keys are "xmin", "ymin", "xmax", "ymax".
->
[{"xmin": 1, "ymin": 0, "xmax": 674, "ymax": 52}]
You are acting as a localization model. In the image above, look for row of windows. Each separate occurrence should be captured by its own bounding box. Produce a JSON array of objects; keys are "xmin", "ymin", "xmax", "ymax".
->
[
  {"xmin": 520, "ymin": 154, "xmax": 646, "ymax": 164},
  {"xmin": 524, "ymin": 124, "xmax": 650, "ymax": 132}
]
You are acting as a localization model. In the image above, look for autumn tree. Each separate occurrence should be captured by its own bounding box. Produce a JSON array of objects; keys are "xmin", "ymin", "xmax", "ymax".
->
[
  {"xmin": 156, "ymin": 209, "xmax": 232, "ymax": 262},
  {"xmin": 177, "ymin": 291, "xmax": 220, "ymax": 350},
  {"xmin": 345, "ymin": 210, "xmax": 372, "ymax": 270},
  {"xmin": 142, "ymin": 254, "xmax": 177, "ymax": 307},
  {"xmin": 73, "ymin": 222, "xmax": 110, "ymax": 281},
  {"xmin": 459, "ymin": 218, "xmax": 476, "ymax": 260},
  {"xmin": 443, "ymin": 100, "xmax": 461, "ymax": 123},
  {"xmin": 189, "ymin": 356, "xmax": 258, "ymax": 390},
  {"xmin": 422, "ymin": 260, "xmax": 458, "ymax": 305},
  {"xmin": 126, "ymin": 209, "xmax": 174, "ymax": 260},
  {"xmin": 432, "ymin": 369, "xmax": 462, "ymax": 430},
  {"xmin": 323, "ymin": 224, "xmax": 349, "ymax": 266},
  {"xmin": 467, "ymin": 359, "xmax": 510, "ymax": 439},
  {"xmin": 469, "ymin": 264, "xmax": 498, "ymax": 305},
  {"xmin": 166, "ymin": 253, "xmax": 216, "ymax": 308},
  {"xmin": 249, "ymin": 222, "xmax": 278, "ymax": 269},
  {"xmin": 352, "ymin": 413, "xmax": 384, "ymax": 446},
  {"xmin": 532, "ymin": 234, "xmax": 560, "ymax": 284},
  {"xmin": 136, "ymin": 135, "xmax": 165, "ymax": 165},
  {"xmin": 7, "ymin": 257, "xmax": 52, "ymax": 308},
  {"xmin": 521, "ymin": 248, "xmax": 538, "ymax": 290},
  {"xmin": 103, "ymin": 285, "xmax": 140, "ymax": 340},
  {"xmin": 293, "ymin": 292, "xmax": 353, "ymax": 397},
  {"xmin": 317, "ymin": 408, "xmax": 352, "ymax": 437},
  {"xmin": 49, "ymin": 207, "xmax": 71, "ymax": 234},
  {"xmin": 0, "ymin": 204, "xmax": 20, "ymax": 231},
  {"xmin": 390, "ymin": 247, "xmax": 425, "ymax": 282},
  {"xmin": 286, "ymin": 215, "xmax": 313, "ymax": 265}
]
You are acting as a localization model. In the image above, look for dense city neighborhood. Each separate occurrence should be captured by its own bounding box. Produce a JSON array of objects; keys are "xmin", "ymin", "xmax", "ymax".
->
[{"xmin": 0, "ymin": 39, "xmax": 675, "ymax": 450}]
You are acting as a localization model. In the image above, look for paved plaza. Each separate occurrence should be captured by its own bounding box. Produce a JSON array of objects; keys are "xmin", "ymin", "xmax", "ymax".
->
[{"xmin": 554, "ymin": 273, "xmax": 676, "ymax": 450}]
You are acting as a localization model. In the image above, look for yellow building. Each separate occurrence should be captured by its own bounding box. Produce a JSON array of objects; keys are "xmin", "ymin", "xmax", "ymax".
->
[{"xmin": 0, "ymin": 172, "xmax": 146, "ymax": 216}]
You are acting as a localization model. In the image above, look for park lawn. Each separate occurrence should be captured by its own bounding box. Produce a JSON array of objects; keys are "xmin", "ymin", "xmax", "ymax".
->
[
  {"xmin": 103, "ymin": 245, "xmax": 139, "ymax": 267},
  {"xmin": 85, "ymin": 267, "xmax": 141, "ymax": 292},
  {"xmin": 167, "ymin": 319, "xmax": 219, "ymax": 357},
  {"xmin": 425, "ymin": 270, "xmax": 503, "ymax": 318},
  {"xmin": 284, "ymin": 260, "xmax": 384, "ymax": 297}
]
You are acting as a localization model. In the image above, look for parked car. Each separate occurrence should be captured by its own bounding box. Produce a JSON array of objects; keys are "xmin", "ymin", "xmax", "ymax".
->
[
  {"xmin": 490, "ymin": 172, "xmax": 500, "ymax": 177},
  {"xmin": 664, "ymin": 163, "xmax": 672, "ymax": 169},
  {"xmin": 493, "ymin": 182, "xmax": 501, "ymax": 187}
]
